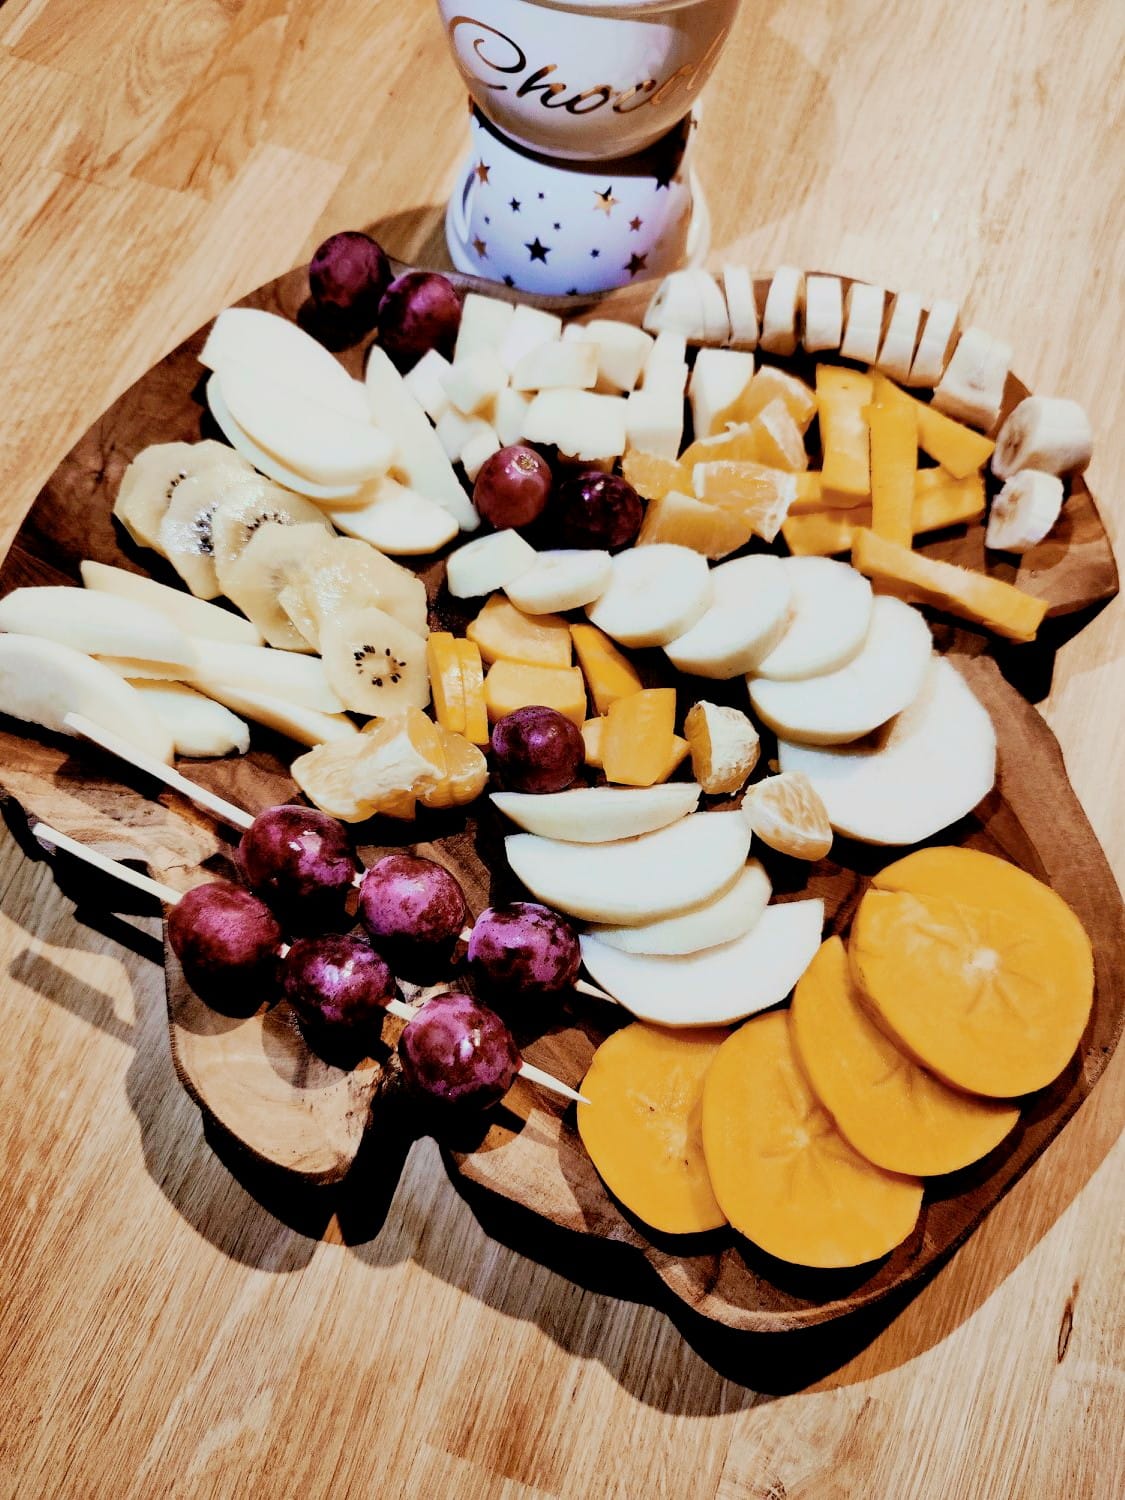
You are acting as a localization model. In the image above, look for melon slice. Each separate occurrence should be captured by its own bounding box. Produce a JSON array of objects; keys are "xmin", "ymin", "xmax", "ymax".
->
[
  {"xmin": 749, "ymin": 596, "xmax": 932, "ymax": 745},
  {"xmin": 491, "ymin": 783, "xmax": 700, "ymax": 843},
  {"xmin": 701, "ymin": 1012, "xmax": 923, "ymax": 1268},
  {"xmin": 589, "ymin": 860, "xmax": 771, "ymax": 955},
  {"xmin": 778, "ymin": 656, "xmax": 996, "ymax": 844},
  {"xmin": 752, "ymin": 557, "xmax": 872, "ymax": 680},
  {"xmin": 505, "ymin": 811, "xmax": 751, "ymax": 926},
  {"xmin": 579, "ymin": 899, "xmax": 824, "ymax": 1025},
  {"xmin": 791, "ymin": 937, "xmax": 1020, "ymax": 1175},
  {"xmin": 577, "ymin": 1024, "xmax": 729, "ymax": 1235}
]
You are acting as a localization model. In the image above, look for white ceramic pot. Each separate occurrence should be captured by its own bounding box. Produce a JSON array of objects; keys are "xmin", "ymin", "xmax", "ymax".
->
[{"xmin": 437, "ymin": 0, "xmax": 742, "ymax": 161}]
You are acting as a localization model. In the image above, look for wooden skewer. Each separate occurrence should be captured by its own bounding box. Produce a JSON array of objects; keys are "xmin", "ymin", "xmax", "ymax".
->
[{"xmin": 30, "ymin": 822, "xmax": 588, "ymax": 1107}]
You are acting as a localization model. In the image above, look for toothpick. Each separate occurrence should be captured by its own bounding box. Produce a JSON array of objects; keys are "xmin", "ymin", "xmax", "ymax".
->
[{"xmin": 64, "ymin": 713, "xmax": 255, "ymax": 831}]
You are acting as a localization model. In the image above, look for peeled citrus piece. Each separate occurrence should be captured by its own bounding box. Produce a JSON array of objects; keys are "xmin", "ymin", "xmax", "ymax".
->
[
  {"xmin": 742, "ymin": 772, "xmax": 832, "ymax": 861},
  {"xmin": 714, "ymin": 366, "xmax": 818, "ymax": 435},
  {"xmin": 851, "ymin": 854, "xmax": 1094, "ymax": 1097},
  {"xmin": 420, "ymin": 725, "xmax": 489, "ymax": 810},
  {"xmin": 577, "ymin": 1022, "xmax": 729, "ymax": 1234},
  {"xmin": 680, "ymin": 422, "xmax": 764, "ymax": 469},
  {"xmin": 702, "ymin": 1011, "xmax": 923, "ymax": 1267},
  {"xmin": 621, "ymin": 450, "xmax": 686, "ymax": 502},
  {"xmin": 691, "ymin": 460, "xmax": 797, "ymax": 543},
  {"xmin": 747, "ymin": 398, "xmax": 809, "ymax": 472},
  {"xmin": 791, "ymin": 938, "xmax": 1020, "ymax": 1175}
]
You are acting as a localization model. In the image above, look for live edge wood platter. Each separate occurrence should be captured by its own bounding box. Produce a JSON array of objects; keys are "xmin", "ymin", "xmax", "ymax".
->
[{"xmin": 0, "ymin": 262, "xmax": 1121, "ymax": 1334}]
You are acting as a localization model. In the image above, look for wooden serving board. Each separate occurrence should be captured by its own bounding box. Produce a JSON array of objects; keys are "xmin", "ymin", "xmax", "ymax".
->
[{"xmin": 0, "ymin": 262, "xmax": 1121, "ymax": 1330}]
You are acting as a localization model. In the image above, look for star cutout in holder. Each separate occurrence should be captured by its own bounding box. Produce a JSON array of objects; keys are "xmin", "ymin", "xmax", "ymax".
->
[
  {"xmin": 624, "ymin": 252, "xmax": 648, "ymax": 278},
  {"xmin": 629, "ymin": 216, "xmax": 643, "ymax": 232},
  {"xmin": 474, "ymin": 161, "xmax": 491, "ymax": 184},
  {"xmin": 526, "ymin": 237, "xmax": 551, "ymax": 263},
  {"xmin": 472, "ymin": 237, "xmax": 488, "ymax": 259},
  {"xmin": 509, "ymin": 197, "xmax": 521, "ymax": 213},
  {"xmin": 594, "ymin": 186, "xmax": 619, "ymax": 216}
]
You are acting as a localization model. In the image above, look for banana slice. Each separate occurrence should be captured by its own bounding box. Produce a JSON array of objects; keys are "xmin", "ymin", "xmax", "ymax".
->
[
  {"xmin": 0, "ymin": 633, "xmax": 173, "ymax": 763},
  {"xmin": 722, "ymin": 265, "xmax": 760, "ymax": 350},
  {"xmin": 192, "ymin": 681, "xmax": 357, "ymax": 747},
  {"xmin": 210, "ymin": 479, "xmax": 330, "ymax": 594},
  {"xmin": 113, "ymin": 440, "xmax": 250, "ymax": 555},
  {"xmin": 840, "ymin": 282, "xmax": 886, "ymax": 364},
  {"xmin": 586, "ymin": 544, "xmax": 712, "ymax": 649},
  {"xmin": 932, "ymin": 326, "xmax": 1011, "ymax": 430},
  {"xmin": 665, "ymin": 554, "xmax": 792, "ymax": 679},
  {"xmin": 803, "ymin": 275, "xmax": 843, "ymax": 353},
  {"xmin": 189, "ymin": 640, "xmax": 344, "ymax": 713},
  {"xmin": 205, "ymin": 375, "xmax": 364, "ymax": 503},
  {"xmin": 220, "ymin": 521, "xmax": 337, "ymax": 649},
  {"xmin": 446, "ymin": 530, "xmax": 538, "ymax": 599},
  {"xmin": 985, "ymin": 470, "xmax": 1065, "ymax": 553},
  {"xmin": 200, "ymin": 307, "xmax": 369, "ymax": 420},
  {"xmin": 0, "ymin": 586, "xmax": 195, "ymax": 667},
  {"xmin": 504, "ymin": 550, "xmax": 612, "ymax": 614},
  {"xmin": 128, "ymin": 680, "xmax": 250, "ymax": 758},
  {"xmin": 589, "ymin": 861, "xmax": 772, "ymax": 956},
  {"xmin": 906, "ymin": 298, "xmax": 959, "ymax": 387},
  {"xmin": 80, "ymin": 560, "xmax": 263, "ymax": 645},
  {"xmin": 992, "ymin": 396, "xmax": 1093, "ymax": 479},
  {"xmin": 752, "ymin": 557, "xmax": 873, "ymax": 681},
  {"xmin": 643, "ymin": 270, "xmax": 729, "ymax": 342},
  {"xmin": 875, "ymin": 292, "xmax": 923, "ymax": 383},
  {"xmin": 760, "ymin": 267, "xmax": 804, "ymax": 356},
  {"xmin": 318, "ymin": 604, "xmax": 430, "ymax": 715},
  {"xmin": 280, "ymin": 539, "xmax": 428, "ymax": 649}
]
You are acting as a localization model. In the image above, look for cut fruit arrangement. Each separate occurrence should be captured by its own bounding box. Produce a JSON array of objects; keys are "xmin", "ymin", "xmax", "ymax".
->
[{"xmin": 0, "ymin": 233, "xmax": 1110, "ymax": 1282}]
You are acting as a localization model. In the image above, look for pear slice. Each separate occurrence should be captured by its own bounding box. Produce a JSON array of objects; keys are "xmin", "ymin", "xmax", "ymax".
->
[
  {"xmin": 665, "ymin": 554, "xmax": 793, "ymax": 679},
  {"xmin": 188, "ymin": 639, "xmax": 344, "ymax": 714},
  {"xmin": 200, "ymin": 307, "xmax": 368, "ymax": 420},
  {"xmin": 192, "ymin": 682, "xmax": 357, "ymax": 747},
  {"xmin": 749, "ymin": 596, "xmax": 932, "ymax": 745},
  {"xmin": 586, "ymin": 544, "xmax": 713, "ymax": 649},
  {"xmin": 128, "ymin": 680, "xmax": 249, "ymax": 758},
  {"xmin": 505, "ymin": 811, "xmax": 751, "ymax": 926},
  {"xmin": 0, "ymin": 633, "xmax": 173, "ymax": 763},
  {"xmin": 778, "ymin": 657, "xmax": 997, "ymax": 844},
  {"xmin": 206, "ymin": 376, "xmax": 364, "ymax": 502},
  {"xmin": 328, "ymin": 476, "xmax": 458, "ymax": 556},
  {"xmin": 589, "ymin": 860, "xmax": 771, "ymax": 955},
  {"xmin": 752, "ymin": 557, "xmax": 873, "ymax": 681},
  {"xmin": 318, "ymin": 605, "xmax": 430, "ymax": 716},
  {"xmin": 279, "ymin": 539, "xmax": 428, "ymax": 649},
  {"xmin": 219, "ymin": 521, "xmax": 337, "ymax": 650},
  {"xmin": 112, "ymin": 440, "xmax": 250, "ymax": 554},
  {"xmin": 579, "ymin": 898, "xmax": 824, "ymax": 1026},
  {"xmin": 491, "ymin": 783, "xmax": 701, "ymax": 842},
  {"xmin": 80, "ymin": 560, "xmax": 262, "ymax": 645},
  {"xmin": 0, "ymin": 587, "xmax": 195, "ymax": 668},
  {"xmin": 210, "ymin": 479, "xmax": 331, "ymax": 594}
]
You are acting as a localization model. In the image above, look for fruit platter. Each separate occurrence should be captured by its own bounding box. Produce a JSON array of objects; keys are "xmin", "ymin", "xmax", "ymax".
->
[{"xmin": 0, "ymin": 238, "xmax": 1121, "ymax": 1334}]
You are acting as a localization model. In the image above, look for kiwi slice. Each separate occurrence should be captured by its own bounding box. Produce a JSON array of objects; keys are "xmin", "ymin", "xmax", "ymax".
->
[
  {"xmin": 113, "ymin": 440, "xmax": 249, "ymax": 554},
  {"xmin": 221, "ymin": 521, "xmax": 337, "ymax": 651},
  {"xmin": 318, "ymin": 604, "xmax": 431, "ymax": 716},
  {"xmin": 211, "ymin": 480, "xmax": 330, "ymax": 594},
  {"xmin": 280, "ymin": 538, "xmax": 429, "ymax": 651}
]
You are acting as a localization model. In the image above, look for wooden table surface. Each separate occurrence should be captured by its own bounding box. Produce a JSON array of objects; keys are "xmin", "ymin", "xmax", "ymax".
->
[{"xmin": 1, "ymin": 2, "xmax": 1123, "ymax": 1495}]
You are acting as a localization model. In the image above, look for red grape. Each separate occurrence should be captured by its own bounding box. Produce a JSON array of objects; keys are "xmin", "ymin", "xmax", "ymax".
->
[
  {"xmin": 467, "ymin": 902, "xmax": 580, "ymax": 1001},
  {"xmin": 555, "ymin": 471, "xmax": 643, "ymax": 551},
  {"xmin": 169, "ymin": 881, "xmax": 282, "ymax": 1014},
  {"xmin": 239, "ymin": 805, "xmax": 357, "ymax": 932},
  {"xmin": 309, "ymin": 231, "xmax": 391, "ymax": 336},
  {"xmin": 282, "ymin": 932, "xmax": 394, "ymax": 1049},
  {"xmin": 398, "ymin": 992, "xmax": 520, "ymax": 1108},
  {"xmin": 473, "ymin": 445, "xmax": 552, "ymax": 530},
  {"xmin": 377, "ymin": 271, "xmax": 461, "ymax": 369},
  {"xmin": 491, "ymin": 706, "xmax": 583, "ymax": 794},
  {"xmin": 358, "ymin": 853, "xmax": 468, "ymax": 967}
]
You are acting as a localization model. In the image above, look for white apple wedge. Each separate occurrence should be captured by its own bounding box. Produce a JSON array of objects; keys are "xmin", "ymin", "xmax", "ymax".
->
[
  {"xmin": 0, "ymin": 587, "xmax": 196, "ymax": 668},
  {"xmin": 129, "ymin": 680, "xmax": 250, "ymax": 758},
  {"xmin": 579, "ymin": 898, "xmax": 824, "ymax": 1026},
  {"xmin": 80, "ymin": 561, "xmax": 263, "ymax": 645},
  {"xmin": 778, "ymin": 656, "xmax": 997, "ymax": 844},
  {"xmin": 200, "ymin": 307, "xmax": 368, "ymax": 421},
  {"xmin": 191, "ymin": 682, "xmax": 358, "ymax": 747},
  {"xmin": 491, "ymin": 783, "xmax": 701, "ymax": 843},
  {"xmin": 505, "ymin": 811, "xmax": 751, "ymax": 925},
  {"xmin": 328, "ymin": 476, "xmax": 459, "ymax": 556},
  {"xmin": 0, "ymin": 633, "xmax": 173, "ymax": 764},
  {"xmin": 752, "ymin": 557, "xmax": 873, "ymax": 680},
  {"xmin": 205, "ymin": 378, "xmax": 364, "ymax": 502},
  {"xmin": 586, "ymin": 544, "xmax": 712, "ymax": 649},
  {"xmin": 188, "ymin": 639, "xmax": 345, "ymax": 714},
  {"xmin": 504, "ymin": 550, "xmax": 611, "ymax": 614},
  {"xmin": 665, "ymin": 554, "xmax": 792, "ymax": 679},
  {"xmin": 588, "ymin": 860, "xmax": 771, "ymax": 955},
  {"xmin": 749, "ymin": 596, "xmax": 933, "ymax": 745}
]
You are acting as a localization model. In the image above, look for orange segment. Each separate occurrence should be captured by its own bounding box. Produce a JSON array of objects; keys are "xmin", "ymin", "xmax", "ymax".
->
[
  {"xmin": 570, "ymin": 624, "xmax": 643, "ymax": 716},
  {"xmin": 691, "ymin": 460, "xmax": 797, "ymax": 543},
  {"xmin": 680, "ymin": 422, "xmax": 762, "ymax": 469},
  {"xmin": 742, "ymin": 772, "xmax": 833, "ymax": 860},
  {"xmin": 701, "ymin": 1011, "xmax": 923, "ymax": 1268},
  {"xmin": 420, "ymin": 724, "xmax": 489, "ymax": 810},
  {"xmin": 636, "ymin": 490, "xmax": 755, "ymax": 559},
  {"xmin": 747, "ymin": 398, "xmax": 809, "ymax": 472},
  {"xmin": 714, "ymin": 366, "xmax": 817, "ymax": 434},
  {"xmin": 791, "ymin": 938, "xmax": 1020, "ymax": 1176},
  {"xmin": 603, "ymin": 688, "xmax": 677, "ymax": 787},
  {"xmin": 622, "ymin": 450, "xmax": 687, "ymax": 502}
]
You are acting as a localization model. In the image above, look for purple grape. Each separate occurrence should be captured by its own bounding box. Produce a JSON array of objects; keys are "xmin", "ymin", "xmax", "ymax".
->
[
  {"xmin": 281, "ymin": 933, "xmax": 394, "ymax": 1048},
  {"xmin": 239, "ymin": 805, "xmax": 357, "ymax": 932},
  {"xmin": 358, "ymin": 853, "xmax": 467, "ymax": 965},
  {"xmin": 169, "ymin": 881, "xmax": 282, "ymax": 1014},
  {"xmin": 491, "ymin": 706, "xmax": 583, "ymax": 794},
  {"xmin": 398, "ymin": 992, "xmax": 520, "ymax": 1108},
  {"xmin": 555, "ymin": 471, "xmax": 643, "ymax": 551},
  {"xmin": 309, "ymin": 231, "xmax": 391, "ymax": 335},
  {"xmin": 376, "ymin": 271, "xmax": 461, "ymax": 369},
  {"xmin": 473, "ymin": 445, "xmax": 552, "ymax": 530},
  {"xmin": 467, "ymin": 902, "xmax": 581, "ymax": 1001}
]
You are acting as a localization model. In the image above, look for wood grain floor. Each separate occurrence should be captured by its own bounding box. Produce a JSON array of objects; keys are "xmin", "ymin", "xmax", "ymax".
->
[{"xmin": 0, "ymin": 1, "xmax": 1123, "ymax": 1495}]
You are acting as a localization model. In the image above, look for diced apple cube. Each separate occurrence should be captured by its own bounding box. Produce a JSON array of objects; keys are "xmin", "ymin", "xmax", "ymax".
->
[
  {"xmin": 500, "ymin": 304, "xmax": 564, "ymax": 372},
  {"xmin": 455, "ymin": 294, "xmax": 515, "ymax": 363},
  {"xmin": 441, "ymin": 349, "xmax": 508, "ymax": 416},
  {"xmin": 460, "ymin": 426, "xmax": 501, "ymax": 482},
  {"xmin": 569, "ymin": 319, "xmax": 654, "ymax": 394},
  {"xmin": 626, "ymin": 389, "xmax": 684, "ymax": 461},
  {"xmin": 494, "ymin": 387, "xmax": 531, "ymax": 447},
  {"xmin": 403, "ymin": 349, "xmax": 453, "ymax": 423},
  {"xmin": 511, "ymin": 340, "xmax": 598, "ymax": 393},
  {"xmin": 522, "ymin": 390, "xmax": 628, "ymax": 462},
  {"xmin": 689, "ymin": 349, "xmax": 755, "ymax": 439},
  {"xmin": 436, "ymin": 407, "xmax": 494, "ymax": 461},
  {"xmin": 642, "ymin": 331, "xmax": 689, "ymax": 394}
]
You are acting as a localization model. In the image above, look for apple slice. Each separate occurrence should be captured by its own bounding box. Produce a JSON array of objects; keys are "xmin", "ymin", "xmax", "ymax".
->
[
  {"xmin": 455, "ymin": 294, "xmax": 516, "ymax": 364},
  {"xmin": 188, "ymin": 639, "xmax": 344, "ymax": 714},
  {"xmin": 128, "ymin": 680, "xmax": 250, "ymax": 758},
  {"xmin": 589, "ymin": 860, "xmax": 771, "ymax": 955},
  {"xmin": 328, "ymin": 476, "xmax": 458, "ymax": 556},
  {"xmin": 192, "ymin": 681, "xmax": 358, "ymax": 747},
  {"xmin": 446, "ymin": 530, "xmax": 537, "ymax": 599},
  {"xmin": 752, "ymin": 557, "xmax": 873, "ymax": 680},
  {"xmin": 749, "ymin": 596, "xmax": 932, "ymax": 745},
  {"xmin": 504, "ymin": 550, "xmax": 612, "ymax": 614},
  {"xmin": 80, "ymin": 561, "xmax": 263, "ymax": 646},
  {"xmin": 579, "ymin": 898, "xmax": 824, "ymax": 1026},
  {"xmin": 665, "ymin": 554, "xmax": 792, "ymax": 679},
  {"xmin": 505, "ymin": 811, "xmax": 751, "ymax": 925},
  {"xmin": 566, "ymin": 319, "xmax": 653, "ymax": 393},
  {"xmin": 200, "ymin": 307, "xmax": 368, "ymax": 421},
  {"xmin": 205, "ymin": 377, "xmax": 364, "ymax": 502},
  {"xmin": 0, "ymin": 586, "xmax": 196, "ymax": 668},
  {"xmin": 491, "ymin": 783, "xmax": 701, "ymax": 842},
  {"xmin": 511, "ymin": 340, "xmax": 598, "ymax": 393},
  {"xmin": 586, "ymin": 544, "xmax": 712, "ymax": 649},
  {"xmin": 778, "ymin": 657, "xmax": 997, "ymax": 844},
  {"xmin": 521, "ymin": 390, "xmax": 628, "ymax": 463},
  {"xmin": 0, "ymin": 633, "xmax": 173, "ymax": 763}
]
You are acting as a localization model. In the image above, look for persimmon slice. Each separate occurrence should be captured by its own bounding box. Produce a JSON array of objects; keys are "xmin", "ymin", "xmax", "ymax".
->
[
  {"xmin": 577, "ymin": 1023, "xmax": 728, "ymax": 1235},
  {"xmin": 851, "ymin": 847, "xmax": 1094, "ymax": 1097},
  {"xmin": 791, "ymin": 938, "xmax": 1020, "ymax": 1175},
  {"xmin": 701, "ymin": 1012, "xmax": 922, "ymax": 1267}
]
